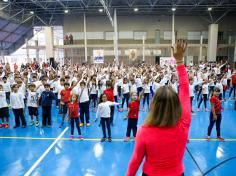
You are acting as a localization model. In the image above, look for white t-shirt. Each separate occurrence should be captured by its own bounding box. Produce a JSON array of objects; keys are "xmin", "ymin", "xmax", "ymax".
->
[
  {"xmin": 202, "ymin": 84, "xmax": 209, "ymax": 94},
  {"xmin": 36, "ymin": 85, "xmax": 45, "ymax": 98},
  {"xmin": 113, "ymin": 82, "xmax": 118, "ymax": 96},
  {"xmin": 27, "ymin": 91, "xmax": 38, "ymax": 107},
  {"xmin": 130, "ymin": 84, "xmax": 137, "ymax": 93},
  {"xmin": 90, "ymin": 84, "xmax": 98, "ymax": 95},
  {"xmin": 78, "ymin": 87, "xmax": 89, "ymax": 103},
  {"xmin": 170, "ymin": 82, "xmax": 178, "ymax": 93},
  {"xmin": 2, "ymin": 82, "xmax": 11, "ymax": 92},
  {"xmin": 153, "ymin": 82, "xmax": 161, "ymax": 93},
  {"xmin": 135, "ymin": 78, "xmax": 142, "ymax": 88},
  {"xmin": 143, "ymin": 83, "xmax": 150, "ymax": 93},
  {"xmin": 215, "ymin": 82, "xmax": 223, "ymax": 93},
  {"xmin": 0, "ymin": 91, "xmax": 8, "ymax": 108},
  {"xmin": 56, "ymin": 84, "xmax": 64, "ymax": 99},
  {"xmin": 189, "ymin": 84, "xmax": 194, "ymax": 97},
  {"xmin": 96, "ymin": 101, "xmax": 119, "ymax": 118},
  {"xmin": 10, "ymin": 92, "xmax": 25, "ymax": 109},
  {"xmin": 122, "ymin": 83, "xmax": 130, "ymax": 94}
]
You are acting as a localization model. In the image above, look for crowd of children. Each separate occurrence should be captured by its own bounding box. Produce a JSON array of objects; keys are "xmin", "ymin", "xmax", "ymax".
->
[{"xmin": 0, "ymin": 60, "xmax": 235, "ymax": 142}]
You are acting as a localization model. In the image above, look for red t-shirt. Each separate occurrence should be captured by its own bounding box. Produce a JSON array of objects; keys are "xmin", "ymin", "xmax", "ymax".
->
[
  {"xmin": 210, "ymin": 96, "xmax": 222, "ymax": 113},
  {"xmin": 232, "ymin": 74, "xmax": 236, "ymax": 84},
  {"xmin": 128, "ymin": 99, "xmax": 140, "ymax": 119},
  {"xmin": 104, "ymin": 89, "xmax": 114, "ymax": 102},
  {"xmin": 60, "ymin": 88, "xmax": 71, "ymax": 103},
  {"xmin": 68, "ymin": 102, "xmax": 79, "ymax": 118}
]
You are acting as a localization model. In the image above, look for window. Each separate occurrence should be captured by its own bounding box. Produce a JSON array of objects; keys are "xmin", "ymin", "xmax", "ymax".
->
[
  {"xmin": 163, "ymin": 31, "xmax": 172, "ymax": 40},
  {"xmin": 133, "ymin": 31, "xmax": 147, "ymax": 40},
  {"xmin": 187, "ymin": 31, "xmax": 201, "ymax": 40},
  {"xmin": 119, "ymin": 31, "xmax": 133, "ymax": 39},
  {"xmin": 105, "ymin": 32, "xmax": 114, "ymax": 40}
]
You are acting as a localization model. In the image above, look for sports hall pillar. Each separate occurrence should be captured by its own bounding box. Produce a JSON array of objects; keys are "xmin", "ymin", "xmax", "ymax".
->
[
  {"xmin": 25, "ymin": 38, "xmax": 30, "ymax": 63},
  {"xmin": 207, "ymin": 24, "xmax": 218, "ymax": 61},
  {"xmin": 199, "ymin": 35, "xmax": 203, "ymax": 62},
  {"xmin": 171, "ymin": 12, "xmax": 175, "ymax": 57},
  {"xmin": 113, "ymin": 9, "xmax": 119, "ymax": 65},
  {"xmin": 142, "ymin": 36, "xmax": 145, "ymax": 62},
  {"xmin": 0, "ymin": 50, "xmax": 5, "ymax": 63},
  {"xmin": 44, "ymin": 26, "xmax": 54, "ymax": 60},
  {"xmin": 35, "ymin": 40, "xmax": 39, "ymax": 61},
  {"xmin": 84, "ymin": 13, "xmax": 88, "ymax": 63}
]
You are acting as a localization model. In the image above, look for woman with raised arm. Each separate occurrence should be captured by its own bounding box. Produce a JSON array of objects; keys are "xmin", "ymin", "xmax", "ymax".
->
[{"xmin": 126, "ymin": 40, "xmax": 191, "ymax": 176}]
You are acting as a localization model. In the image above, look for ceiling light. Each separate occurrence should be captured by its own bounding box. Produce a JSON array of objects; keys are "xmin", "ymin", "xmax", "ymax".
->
[
  {"xmin": 208, "ymin": 7, "xmax": 212, "ymax": 11},
  {"xmin": 64, "ymin": 9, "xmax": 69, "ymax": 14},
  {"xmin": 3, "ymin": 0, "xmax": 8, "ymax": 2},
  {"xmin": 30, "ymin": 11, "xmax": 34, "ymax": 14},
  {"xmin": 172, "ymin": 7, "xmax": 176, "ymax": 12},
  {"xmin": 99, "ymin": 9, "xmax": 103, "ymax": 12},
  {"xmin": 134, "ymin": 8, "xmax": 139, "ymax": 12}
]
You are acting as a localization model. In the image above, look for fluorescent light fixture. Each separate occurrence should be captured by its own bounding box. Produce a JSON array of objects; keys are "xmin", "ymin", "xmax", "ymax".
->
[
  {"xmin": 172, "ymin": 7, "xmax": 176, "ymax": 12},
  {"xmin": 134, "ymin": 8, "xmax": 139, "ymax": 12},
  {"xmin": 99, "ymin": 9, "xmax": 103, "ymax": 12},
  {"xmin": 208, "ymin": 7, "xmax": 212, "ymax": 11},
  {"xmin": 64, "ymin": 9, "xmax": 69, "ymax": 14},
  {"xmin": 30, "ymin": 11, "xmax": 34, "ymax": 14}
]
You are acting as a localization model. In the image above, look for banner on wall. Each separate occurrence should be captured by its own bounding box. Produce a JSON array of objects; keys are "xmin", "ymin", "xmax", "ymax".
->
[
  {"xmin": 128, "ymin": 49, "xmax": 137, "ymax": 61},
  {"xmin": 160, "ymin": 57, "xmax": 176, "ymax": 66},
  {"xmin": 93, "ymin": 50, "xmax": 104, "ymax": 64}
]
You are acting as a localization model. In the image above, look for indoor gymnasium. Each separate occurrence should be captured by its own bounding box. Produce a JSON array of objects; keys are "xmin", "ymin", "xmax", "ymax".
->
[{"xmin": 0, "ymin": 0, "xmax": 236, "ymax": 176}]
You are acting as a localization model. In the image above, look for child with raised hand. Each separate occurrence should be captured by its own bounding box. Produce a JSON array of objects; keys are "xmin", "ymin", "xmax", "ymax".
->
[
  {"xmin": 206, "ymin": 87, "xmax": 224, "ymax": 141},
  {"xmin": 0, "ymin": 84, "xmax": 10, "ymax": 128},
  {"xmin": 27, "ymin": 84, "xmax": 39, "ymax": 127},
  {"xmin": 95, "ymin": 94, "xmax": 120, "ymax": 142},
  {"xmin": 68, "ymin": 94, "xmax": 84, "ymax": 140},
  {"xmin": 124, "ymin": 90, "xmax": 143, "ymax": 142},
  {"xmin": 10, "ymin": 84, "xmax": 27, "ymax": 128}
]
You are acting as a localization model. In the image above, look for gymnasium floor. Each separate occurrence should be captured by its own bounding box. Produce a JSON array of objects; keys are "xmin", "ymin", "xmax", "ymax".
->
[{"xmin": 0, "ymin": 96, "xmax": 236, "ymax": 176}]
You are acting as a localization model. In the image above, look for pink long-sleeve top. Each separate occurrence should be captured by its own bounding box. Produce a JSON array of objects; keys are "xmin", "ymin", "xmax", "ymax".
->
[{"xmin": 126, "ymin": 64, "xmax": 191, "ymax": 176}]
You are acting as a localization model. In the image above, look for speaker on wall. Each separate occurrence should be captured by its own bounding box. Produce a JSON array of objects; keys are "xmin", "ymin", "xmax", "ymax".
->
[{"xmin": 155, "ymin": 56, "xmax": 160, "ymax": 65}]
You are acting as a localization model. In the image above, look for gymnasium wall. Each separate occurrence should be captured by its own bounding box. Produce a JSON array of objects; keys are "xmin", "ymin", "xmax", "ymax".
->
[{"xmin": 63, "ymin": 15, "xmax": 236, "ymax": 64}]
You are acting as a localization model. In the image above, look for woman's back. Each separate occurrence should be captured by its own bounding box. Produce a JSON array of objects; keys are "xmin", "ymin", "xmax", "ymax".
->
[{"xmin": 126, "ymin": 40, "xmax": 191, "ymax": 176}]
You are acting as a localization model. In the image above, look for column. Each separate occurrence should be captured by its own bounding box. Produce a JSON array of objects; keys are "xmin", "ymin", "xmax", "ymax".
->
[
  {"xmin": 25, "ymin": 38, "xmax": 30, "ymax": 63},
  {"xmin": 35, "ymin": 40, "xmax": 39, "ymax": 61},
  {"xmin": 113, "ymin": 9, "xmax": 119, "ymax": 65},
  {"xmin": 207, "ymin": 24, "xmax": 218, "ymax": 61},
  {"xmin": 84, "ymin": 13, "xmax": 88, "ymax": 63},
  {"xmin": 0, "ymin": 50, "xmax": 4, "ymax": 64},
  {"xmin": 142, "ymin": 36, "xmax": 145, "ymax": 62},
  {"xmin": 171, "ymin": 12, "xmax": 175, "ymax": 57},
  {"xmin": 199, "ymin": 35, "xmax": 203, "ymax": 62},
  {"xmin": 44, "ymin": 26, "xmax": 54, "ymax": 60}
]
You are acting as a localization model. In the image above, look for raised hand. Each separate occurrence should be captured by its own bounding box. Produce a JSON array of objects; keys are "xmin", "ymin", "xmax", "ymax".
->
[{"xmin": 171, "ymin": 40, "xmax": 187, "ymax": 65}]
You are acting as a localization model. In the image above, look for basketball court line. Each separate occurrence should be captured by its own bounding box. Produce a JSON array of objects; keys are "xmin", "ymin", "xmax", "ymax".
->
[
  {"xmin": 24, "ymin": 127, "xmax": 69, "ymax": 176},
  {"xmin": 1, "ymin": 136, "xmax": 236, "ymax": 142}
]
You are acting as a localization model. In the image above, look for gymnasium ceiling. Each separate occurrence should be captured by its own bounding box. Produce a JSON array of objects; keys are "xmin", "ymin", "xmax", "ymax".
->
[{"xmin": 0, "ymin": 0, "xmax": 236, "ymax": 53}]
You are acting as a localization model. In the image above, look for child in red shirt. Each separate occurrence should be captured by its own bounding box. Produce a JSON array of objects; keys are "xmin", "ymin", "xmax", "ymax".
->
[
  {"xmin": 104, "ymin": 81, "xmax": 115, "ymax": 125},
  {"xmin": 207, "ymin": 87, "xmax": 224, "ymax": 141},
  {"xmin": 68, "ymin": 94, "xmax": 84, "ymax": 140},
  {"xmin": 124, "ymin": 91, "xmax": 143, "ymax": 142},
  {"xmin": 60, "ymin": 82, "xmax": 71, "ymax": 128}
]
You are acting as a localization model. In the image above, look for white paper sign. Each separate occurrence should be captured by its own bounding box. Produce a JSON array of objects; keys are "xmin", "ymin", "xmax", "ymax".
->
[
  {"xmin": 93, "ymin": 50, "xmax": 104, "ymax": 64},
  {"xmin": 160, "ymin": 57, "xmax": 176, "ymax": 66}
]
